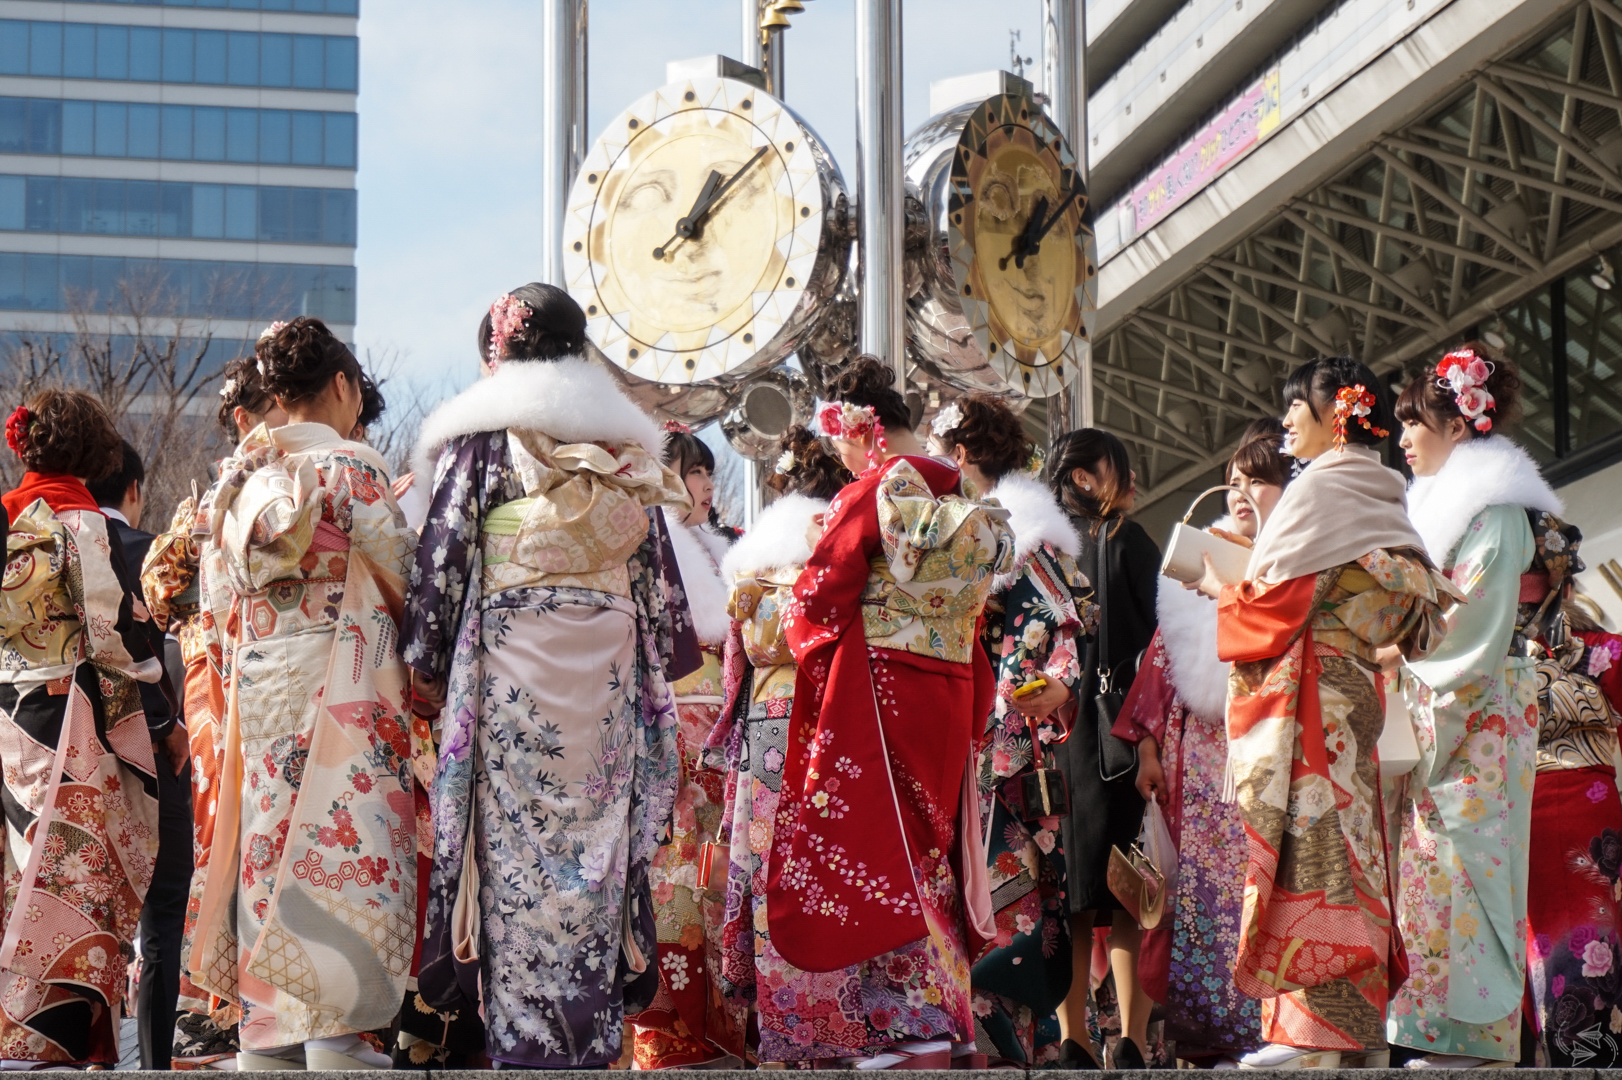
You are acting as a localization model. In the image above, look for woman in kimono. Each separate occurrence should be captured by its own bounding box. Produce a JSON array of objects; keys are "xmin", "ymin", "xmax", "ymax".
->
[
  {"xmin": 0, "ymin": 390, "xmax": 162, "ymax": 1066},
  {"xmin": 1113, "ymin": 420, "xmax": 1291, "ymax": 1065},
  {"xmin": 142, "ymin": 356, "xmax": 286, "ymax": 1068},
  {"xmin": 1525, "ymin": 579, "xmax": 1622, "ymax": 1067},
  {"xmin": 708, "ymin": 425, "xmax": 852, "ymax": 1063},
  {"xmin": 1189, "ymin": 355, "xmax": 1459, "ymax": 1069},
  {"xmin": 1046, "ymin": 428, "xmax": 1160, "ymax": 1069},
  {"xmin": 187, "ymin": 317, "xmax": 419, "ymax": 1070},
  {"xmin": 1387, "ymin": 347, "xmax": 1549, "ymax": 1066},
  {"xmin": 630, "ymin": 427, "xmax": 743, "ymax": 1069},
  {"xmin": 934, "ymin": 395, "xmax": 1095, "ymax": 1067},
  {"xmin": 400, "ymin": 284, "xmax": 693, "ymax": 1069},
  {"xmin": 764, "ymin": 356, "xmax": 1011, "ymax": 1068}
]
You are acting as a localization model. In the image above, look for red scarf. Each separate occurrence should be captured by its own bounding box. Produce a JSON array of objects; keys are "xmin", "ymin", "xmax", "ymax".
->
[{"xmin": 3, "ymin": 472, "xmax": 103, "ymax": 522}]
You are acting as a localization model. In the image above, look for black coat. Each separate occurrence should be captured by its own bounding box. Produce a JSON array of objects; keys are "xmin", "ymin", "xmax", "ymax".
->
[
  {"xmin": 104, "ymin": 515, "xmax": 178, "ymax": 739},
  {"xmin": 1051, "ymin": 516, "xmax": 1162, "ymax": 913}
]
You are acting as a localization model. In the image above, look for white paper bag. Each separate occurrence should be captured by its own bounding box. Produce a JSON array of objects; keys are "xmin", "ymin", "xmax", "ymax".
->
[{"xmin": 1377, "ymin": 671, "xmax": 1421, "ymax": 779}]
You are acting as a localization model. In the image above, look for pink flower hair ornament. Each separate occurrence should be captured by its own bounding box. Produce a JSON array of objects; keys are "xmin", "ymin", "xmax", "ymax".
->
[
  {"xmin": 662, "ymin": 419, "xmax": 692, "ymax": 435},
  {"xmin": 487, "ymin": 293, "xmax": 533, "ymax": 369},
  {"xmin": 817, "ymin": 400, "xmax": 887, "ymax": 466},
  {"xmin": 1435, "ymin": 348, "xmax": 1497, "ymax": 432}
]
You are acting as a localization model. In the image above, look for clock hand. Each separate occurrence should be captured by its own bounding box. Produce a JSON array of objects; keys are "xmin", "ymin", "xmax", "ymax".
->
[
  {"xmin": 651, "ymin": 145, "xmax": 770, "ymax": 260},
  {"xmin": 999, "ymin": 195, "xmax": 1049, "ymax": 272},
  {"xmin": 652, "ymin": 170, "xmax": 723, "ymax": 261},
  {"xmin": 1023, "ymin": 184, "xmax": 1084, "ymax": 255}
]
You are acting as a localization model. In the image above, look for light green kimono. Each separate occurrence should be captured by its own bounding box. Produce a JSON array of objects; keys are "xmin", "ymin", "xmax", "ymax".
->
[{"xmin": 1388, "ymin": 503, "xmax": 1537, "ymax": 1058}]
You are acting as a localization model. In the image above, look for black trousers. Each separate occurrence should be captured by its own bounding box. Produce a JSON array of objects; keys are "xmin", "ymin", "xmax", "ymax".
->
[{"xmin": 136, "ymin": 754, "xmax": 194, "ymax": 1070}]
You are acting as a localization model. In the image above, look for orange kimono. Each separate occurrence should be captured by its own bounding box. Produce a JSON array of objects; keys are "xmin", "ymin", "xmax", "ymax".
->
[{"xmin": 1218, "ymin": 550, "xmax": 1454, "ymax": 1052}]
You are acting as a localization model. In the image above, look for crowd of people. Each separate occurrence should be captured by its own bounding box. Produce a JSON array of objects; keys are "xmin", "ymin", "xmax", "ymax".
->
[{"xmin": 0, "ymin": 279, "xmax": 1617, "ymax": 1072}]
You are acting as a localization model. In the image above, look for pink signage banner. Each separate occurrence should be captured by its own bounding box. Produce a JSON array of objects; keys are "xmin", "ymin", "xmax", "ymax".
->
[{"xmin": 1129, "ymin": 68, "xmax": 1282, "ymax": 236}]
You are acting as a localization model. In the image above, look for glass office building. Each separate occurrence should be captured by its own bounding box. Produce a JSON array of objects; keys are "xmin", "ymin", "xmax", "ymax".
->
[{"xmin": 0, "ymin": 1, "xmax": 357, "ymax": 368}]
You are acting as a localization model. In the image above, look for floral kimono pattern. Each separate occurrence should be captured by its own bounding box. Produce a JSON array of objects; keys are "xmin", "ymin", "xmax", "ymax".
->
[
  {"xmin": 400, "ymin": 426, "xmax": 693, "ymax": 1069},
  {"xmin": 1218, "ymin": 549, "xmax": 1456, "ymax": 1052},
  {"xmin": 971, "ymin": 540, "xmax": 1092, "ymax": 1064},
  {"xmin": 761, "ymin": 456, "xmax": 1012, "ymax": 1058},
  {"xmin": 187, "ymin": 423, "xmax": 423, "ymax": 1051},
  {"xmin": 0, "ymin": 498, "xmax": 161, "ymax": 1063},
  {"xmin": 1389, "ymin": 505, "xmax": 1537, "ymax": 1059}
]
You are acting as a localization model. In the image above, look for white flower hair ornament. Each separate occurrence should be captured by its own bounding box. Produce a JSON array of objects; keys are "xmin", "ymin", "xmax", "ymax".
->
[
  {"xmin": 776, "ymin": 449, "xmax": 796, "ymax": 475},
  {"xmin": 218, "ymin": 377, "xmax": 239, "ymax": 401},
  {"xmin": 1435, "ymin": 347, "xmax": 1497, "ymax": 432},
  {"xmin": 929, "ymin": 401, "xmax": 964, "ymax": 439},
  {"xmin": 258, "ymin": 320, "xmax": 288, "ymax": 342}
]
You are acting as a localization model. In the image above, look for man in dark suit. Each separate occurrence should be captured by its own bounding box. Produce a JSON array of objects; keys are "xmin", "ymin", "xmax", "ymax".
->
[{"xmin": 88, "ymin": 440, "xmax": 193, "ymax": 1071}]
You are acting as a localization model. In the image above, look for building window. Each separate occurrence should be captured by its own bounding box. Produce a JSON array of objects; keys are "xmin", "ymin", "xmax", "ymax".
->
[
  {"xmin": 0, "ymin": 251, "xmax": 355, "ymax": 321},
  {"xmin": 0, "ymin": 96, "xmax": 356, "ymax": 167},
  {"xmin": 57, "ymin": 0, "xmax": 358, "ymax": 13},
  {"xmin": 0, "ymin": 21, "xmax": 360, "ymax": 91},
  {"xmin": 0, "ymin": 173, "xmax": 356, "ymax": 245}
]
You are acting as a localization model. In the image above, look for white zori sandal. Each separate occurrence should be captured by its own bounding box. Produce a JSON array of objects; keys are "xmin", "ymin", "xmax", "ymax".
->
[{"xmin": 1236, "ymin": 1044, "xmax": 1343, "ymax": 1070}]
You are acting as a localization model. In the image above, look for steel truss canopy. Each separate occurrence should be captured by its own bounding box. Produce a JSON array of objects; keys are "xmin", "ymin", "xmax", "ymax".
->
[{"xmin": 1094, "ymin": 0, "xmax": 1622, "ymax": 510}]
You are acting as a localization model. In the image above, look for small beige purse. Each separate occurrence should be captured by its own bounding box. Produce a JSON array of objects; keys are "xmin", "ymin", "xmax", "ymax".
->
[{"xmin": 1160, "ymin": 485, "xmax": 1260, "ymax": 585}]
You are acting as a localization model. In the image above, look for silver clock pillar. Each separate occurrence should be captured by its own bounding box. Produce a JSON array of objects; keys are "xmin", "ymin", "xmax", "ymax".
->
[
  {"xmin": 741, "ymin": 0, "xmax": 764, "ymax": 68},
  {"xmin": 1042, "ymin": 0, "xmax": 1092, "ymax": 429},
  {"xmin": 856, "ymin": 0, "xmax": 904, "ymax": 389},
  {"xmin": 541, "ymin": 0, "xmax": 587, "ymax": 287}
]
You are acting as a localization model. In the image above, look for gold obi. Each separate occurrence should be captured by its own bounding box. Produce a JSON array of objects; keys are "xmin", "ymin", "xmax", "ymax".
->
[
  {"xmin": 730, "ymin": 571, "xmax": 799, "ymax": 704},
  {"xmin": 0, "ymin": 500, "xmax": 77, "ymax": 674}
]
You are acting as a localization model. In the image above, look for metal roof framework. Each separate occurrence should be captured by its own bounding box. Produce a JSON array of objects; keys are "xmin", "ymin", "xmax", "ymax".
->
[{"xmin": 1096, "ymin": 0, "xmax": 1622, "ymax": 509}]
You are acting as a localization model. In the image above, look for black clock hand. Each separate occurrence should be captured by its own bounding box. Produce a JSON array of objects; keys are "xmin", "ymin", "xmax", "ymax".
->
[
  {"xmin": 652, "ymin": 170, "xmax": 723, "ymax": 261},
  {"xmin": 1024, "ymin": 184, "xmax": 1083, "ymax": 254},
  {"xmin": 999, "ymin": 195, "xmax": 1048, "ymax": 272},
  {"xmin": 651, "ymin": 145, "xmax": 770, "ymax": 260}
]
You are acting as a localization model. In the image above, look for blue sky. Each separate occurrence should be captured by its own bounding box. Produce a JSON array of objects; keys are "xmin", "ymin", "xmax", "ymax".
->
[{"xmin": 353, "ymin": 0, "xmax": 1046, "ymax": 389}]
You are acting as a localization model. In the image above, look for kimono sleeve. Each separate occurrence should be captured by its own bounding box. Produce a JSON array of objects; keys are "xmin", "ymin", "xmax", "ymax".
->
[
  {"xmin": 334, "ymin": 448, "xmax": 418, "ymax": 582},
  {"xmin": 785, "ymin": 477, "xmax": 881, "ymax": 661},
  {"xmin": 1217, "ymin": 575, "xmax": 1319, "ymax": 664},
  {"xmin": 1405, "ymin": 504, "xmax": 1533, "ymax": 698},
  {"xmin": 401, "ymin": 433, "xmax": 506, "ymax": 680},
  {"xmin": 1115, "ymin": 630, "xmax": 1175, "ymax": 745}
]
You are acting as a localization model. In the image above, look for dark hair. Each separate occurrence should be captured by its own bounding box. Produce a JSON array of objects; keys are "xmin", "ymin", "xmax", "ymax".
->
[
  {"xmin": 216, "ymin": 356, "xmax": 277, "ymax": 439},
  {"xmin": 1046, "ymin": 428, "xmax": 1133, "ymax": 526},
  {"xmin": 1227, "ymin": 417, "xmax": 1292, "ymax": 490},
  {"xmin": 1280, "ymin": 354, "xmax": 1394, "ymax": 448},
  {"xmin": 87, "ymin": 438, "xmax": 144, "ymax": 509},
  {"xmin": 766, "ymin": 424, "xmax": 852, "ymax": 502},
  {"xmin": 13, "ymin": 389, "xmax": 123, "ymax": 481},
  {"xmin": 827, "ymin": 354, "xmax": 912, "ymax": 431},
  {"xmin": 939, "ymin": 393, "xmax": 1033, "ymax": 483},
  {"xmin": 1394, "ymin": 342, "xmax": 1521, "ymax": 438},
  {"xmin": 478, "ymin": 282, "xmax": 587, "ymax": 365},
  {"xmin": 662, "ymin": 429, "xmax": 715, "ymax": 480},
  {"xmin": 355, "ymin": 370, "xmax": 386, "ymax": 430},
  {"xmin": 256, "ymin": 317, "xmax": 362, "ymax": 405}
]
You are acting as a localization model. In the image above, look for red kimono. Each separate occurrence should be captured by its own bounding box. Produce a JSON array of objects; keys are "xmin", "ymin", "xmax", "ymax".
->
[{"xmin": 761, "ymin": 455, "xmax": 1008, "ymax": 1056}]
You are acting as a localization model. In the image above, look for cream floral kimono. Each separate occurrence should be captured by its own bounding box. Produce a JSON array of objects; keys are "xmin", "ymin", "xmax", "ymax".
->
[{"xmin": 188, "ymin": 422, "xmax": 421, "ymax": 1051}]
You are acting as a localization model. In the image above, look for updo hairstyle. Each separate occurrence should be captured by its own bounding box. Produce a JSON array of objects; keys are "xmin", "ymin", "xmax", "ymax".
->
[
  {"xmin": 1394, "ymin": 341, "xmax": 1522, "ymax": 437},
  {"xmin": 478, "ymin": 282, "xmax": 587, "ymax": 365},
  {"xmin": 1279, "ymin": 355, "xmax": 1395, "ymax": 448},
  {"xmin": 937, "ymin": 393, "xmax": 1032, "ymax": 484},
  {"xmin": 256, "ymin": 317, "xmax": 361, "ymax": 405},
  {"xmin": 827, "ymin": 354, "xmax": 912, "ymax": 432},
  {"xmin": 215, "ymin": 356, "xmax": 277, "ymax": 440},
  {"xmin": 12, "ymin": 389, "xmax": 123, "ymax": 481},
  {"xmin": 767, "ymin": 424, "xmax": 852, "ymax": 502}
]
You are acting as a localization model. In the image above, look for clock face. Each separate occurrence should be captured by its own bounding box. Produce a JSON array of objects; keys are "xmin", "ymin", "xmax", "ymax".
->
[
  {"xmin": 948, "ymin": 92, "xmax": 1096, "ymax": 397},
  {"xmin": 563, "ymin": 76, "xmax": 839, "ymax": 386}
]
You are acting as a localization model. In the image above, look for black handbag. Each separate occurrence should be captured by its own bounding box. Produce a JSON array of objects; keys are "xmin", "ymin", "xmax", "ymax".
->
[
  {"xmin": 1001, "ymin": 712, "xmax": 1071, "ymax": 821},
  {"xmin": 1093, "ymin": 530, "xmax": 1139, "ymax": 782}
]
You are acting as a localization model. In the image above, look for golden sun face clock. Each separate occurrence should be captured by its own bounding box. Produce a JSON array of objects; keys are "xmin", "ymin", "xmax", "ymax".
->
[
  {"xmin": 946, "ymin": 91, "xmax": 1095, "ymax": 398},
  {"xmin": 562, "ymin": 76, "xmax": 846, "ymax": 397}
]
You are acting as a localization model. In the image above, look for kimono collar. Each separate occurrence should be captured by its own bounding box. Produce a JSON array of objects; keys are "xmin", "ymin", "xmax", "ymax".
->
[
  {"xmin": 1246, "ymin": 444, "xmax": 1426, "ymax": 584},
  {"xmin": 1406, "ymin": 435, "xmax": 1561, "ymax": 566},
  {"xmin": 661, "ymin": 508, "xmax": 732, "ymax": 647}
]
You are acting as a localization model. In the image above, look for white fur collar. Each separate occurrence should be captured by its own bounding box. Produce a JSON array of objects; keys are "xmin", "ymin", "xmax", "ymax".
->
[
  {"xmin": 1407, "ymin": 436, "xmax": 1561, "ymax": 565},
  {"xmin": 1155, "ymin": 570, "xmax": 1228, "ymax": 721},
  {"xmin": 988, "ymin": 473, "xmax": 1081, "ymax": 592},
  {"xmin": 721, "ymin": 494, "xmax": 826, "ymax": 580},
  {"xmin": 412, "ymin": 356, "xmax": 665, "ymax": 478},
  {"xmin": 662, "ymin": 508, "xmax": 731, "ymax": 646}
]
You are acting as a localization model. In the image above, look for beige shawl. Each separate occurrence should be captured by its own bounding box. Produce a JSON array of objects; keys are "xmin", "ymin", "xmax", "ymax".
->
[{"xmin": 1246, "ymin": 444, "xmax": 1426, "ymax": 584}]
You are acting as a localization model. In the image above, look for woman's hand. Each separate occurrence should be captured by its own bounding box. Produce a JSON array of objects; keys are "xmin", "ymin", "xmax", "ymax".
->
[
  {"xmin": 805, "ymin": 512, "xmax": 826, "ymax": 550},
  {"xmin": 392, "ymin": 471, "xmax": 416, "ymax": 500},
  {"xmin": 1189, "ymin": 552, "xmax": 1226, "ymax": 600},
  {"xmin": 1013, "ymin": 679, "xmax": 1073, "ymax": 720},
  {"xmin": 1374, "ymin": 643, "xmax": 1404, "ymax": 673},
  {"xmin": 1135, "ymin": 736, "xmax": 1167, "ymax": 805}
]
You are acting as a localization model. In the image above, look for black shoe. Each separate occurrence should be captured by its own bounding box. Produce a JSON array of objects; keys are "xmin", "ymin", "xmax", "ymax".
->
[
  {"xmin": 1059, "ymin": 1039, "xmax": 1101, "ymax": 1070},
  {"xmin": 1112, "ymin": 1037, "xmax": 1146, "ymax": 1070}
]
